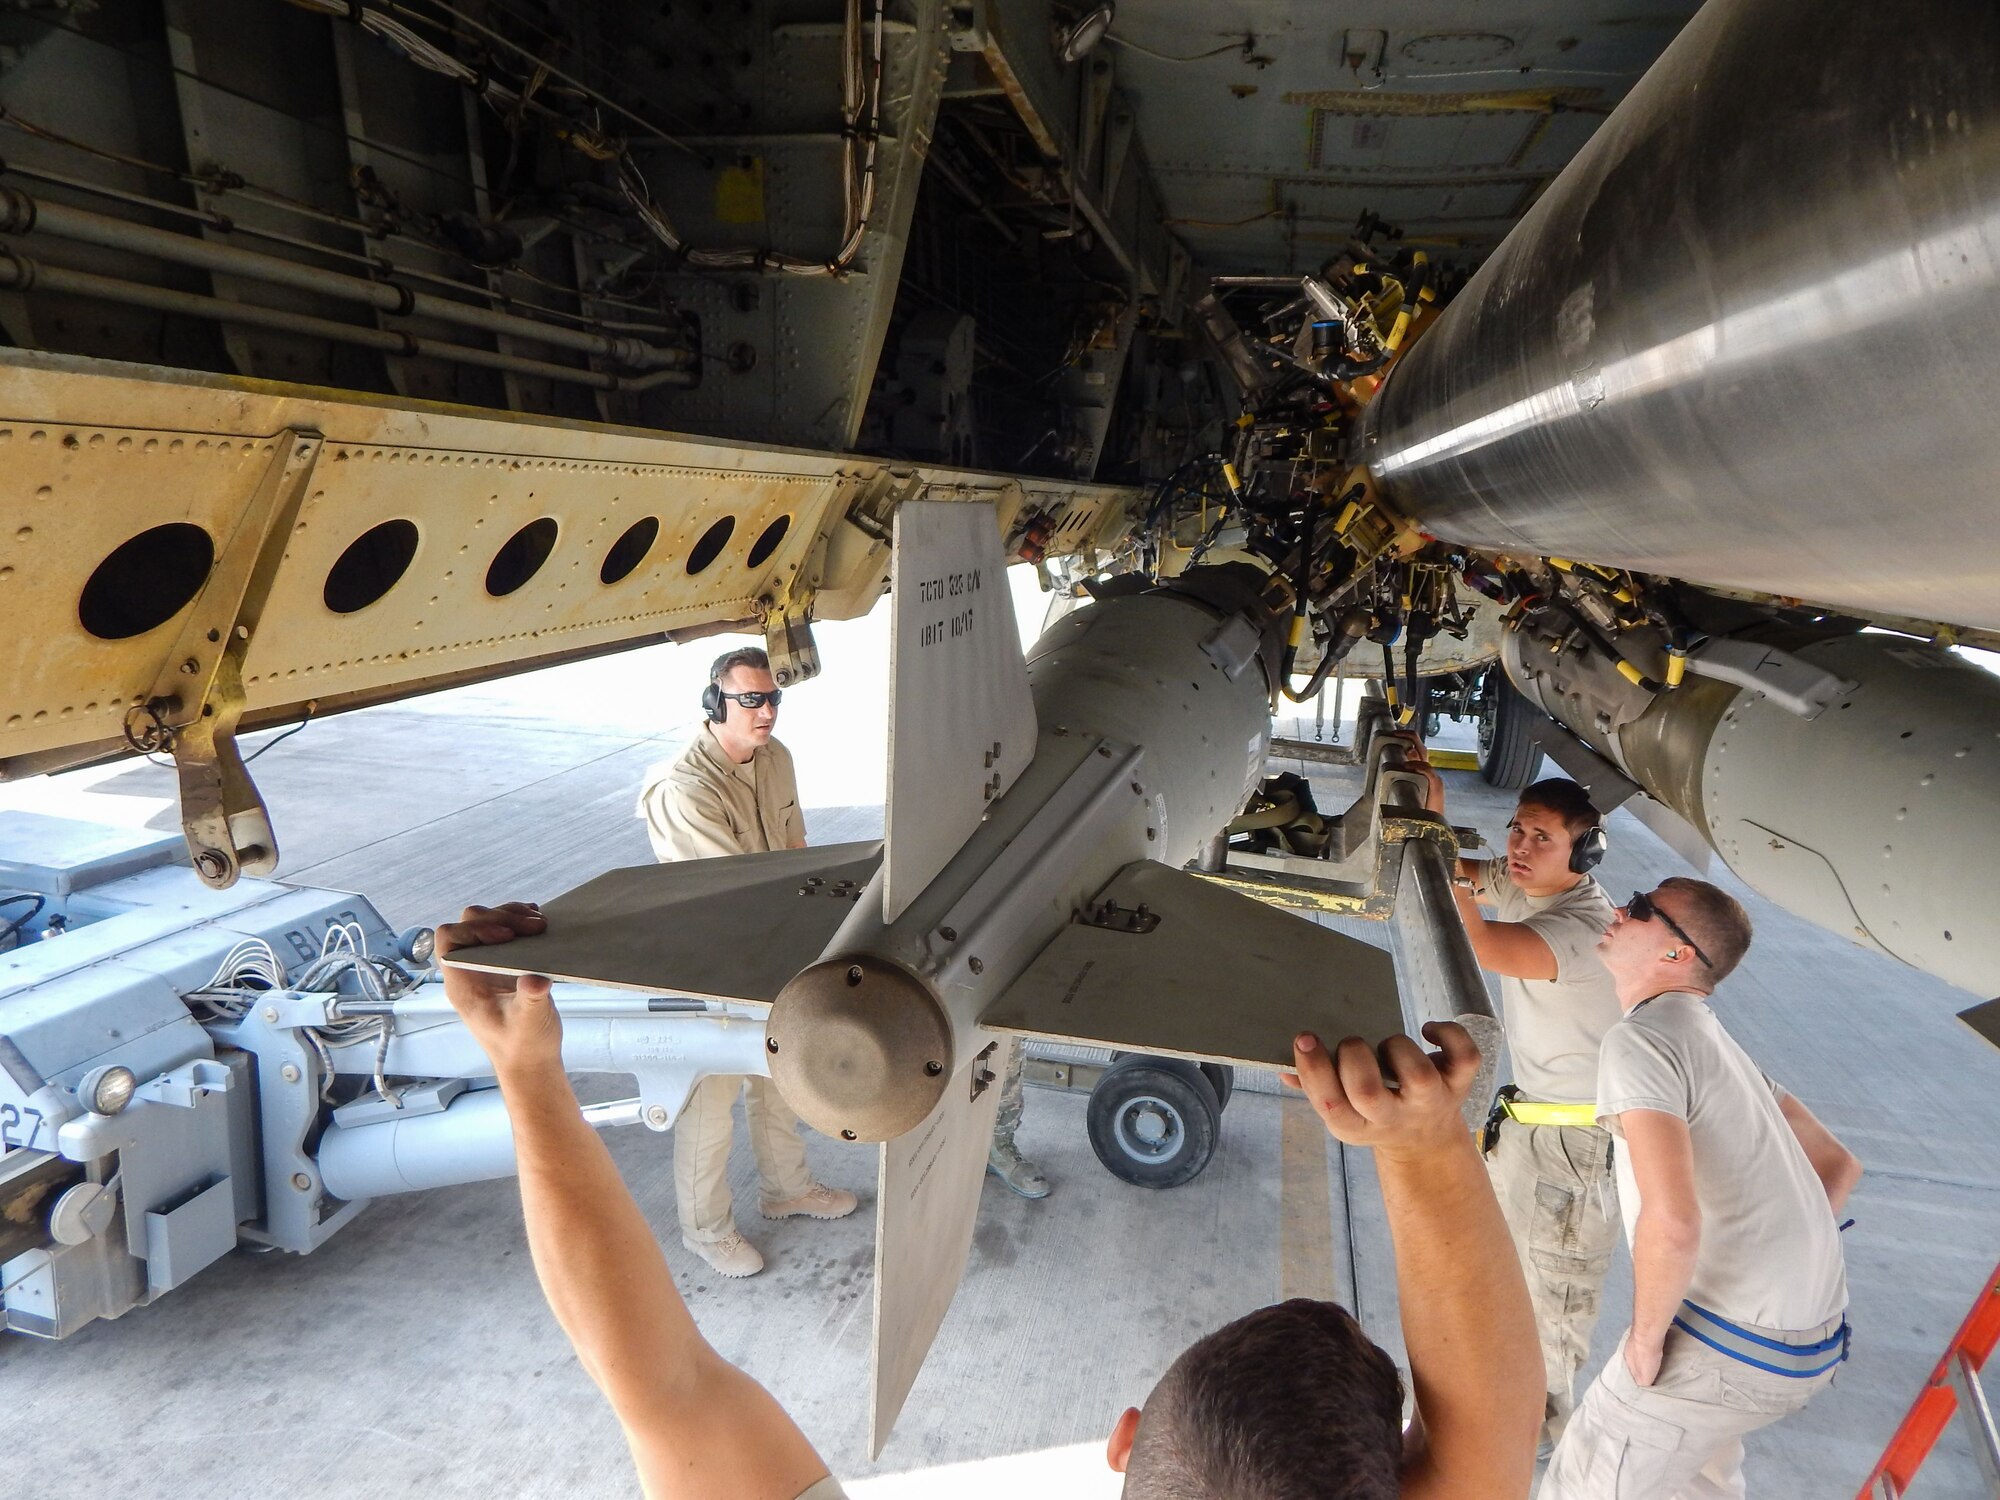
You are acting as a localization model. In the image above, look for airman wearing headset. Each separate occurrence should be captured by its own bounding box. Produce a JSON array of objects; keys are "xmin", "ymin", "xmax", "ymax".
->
[
  {"xmin": 1407, "ymin": 752, "xmax": 1624, "ymax": 1461},
  {"xmin": 635, "ymin": 647, "xmax": 858, "ymax": 1279}
]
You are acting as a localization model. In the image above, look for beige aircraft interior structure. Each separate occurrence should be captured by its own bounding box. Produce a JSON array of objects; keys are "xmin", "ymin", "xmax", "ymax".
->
[{"xmin": 2, "ymin": 0, "xmax": 1998, "ymax": 1459}]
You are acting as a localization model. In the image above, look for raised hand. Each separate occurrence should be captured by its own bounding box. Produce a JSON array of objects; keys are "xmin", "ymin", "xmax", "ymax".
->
[
  {"xmin": 1282, "ymin": 1021, "xmax": 1483, "ymax": 1161},
  {"xmin": 436, "ymin": 902, "xmax": 561, "ymax": 1079},
  {"xmin": 1398, "ymin": 736, "xmax": 1447, "ymax": 811}
]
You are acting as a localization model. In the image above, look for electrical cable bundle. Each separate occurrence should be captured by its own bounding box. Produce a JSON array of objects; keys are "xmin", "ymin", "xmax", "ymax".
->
[
  {"xmin": 187, "ymin": 924, "xmax": 421, "ymax": 1107},
  {"xmin": 616, "ymin": 0, "xmax": 886, "ymax": 274},
  {"xmin": 279, "ymin": 0, "xmax": 887, "ymax": 278},
  {"xmin": 0, "ymin": 893, "xmax": 46, "ymax": 951}
]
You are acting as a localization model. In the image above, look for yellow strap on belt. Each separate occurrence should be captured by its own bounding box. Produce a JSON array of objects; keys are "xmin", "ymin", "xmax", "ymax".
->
[{"xmin": 1502, "ymin": 1098, "xmax": 1600, "ymax": 1127}]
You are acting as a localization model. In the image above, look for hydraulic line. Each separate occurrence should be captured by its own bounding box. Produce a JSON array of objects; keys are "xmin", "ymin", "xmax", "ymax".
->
[
  {"xmin": 0, "ymin": 252, "xmax": 693, "ymax": 392},
  {"xmin": 1381, "ymin": 640, "xmax": 1408, "ymax": 723},
  {"xmin": 1278, "ymin": 499, "xmax": 1316, "ymax": 698},
  {"xmin": 1543, "ymin": 596, "xmax": 1665, "ymax": 693},
  {"xmin": 1283, "ymin": 607, "xmax": 1371, "ymax": 705},
  {"xmin": 1403, "ymin": 627, "xmax": 1424, "ymax": 722},
  {"xmin": 1382, "ymin": 252, "xmax": 1432, "ymax": 353},
  {"xmin": 3, "ymin": 162, "xmax": 686, "ymax": 339},
  {"xmin": 0, "ymin": 188, "xmax": 692, "ymax": 371},
  {"xmin": 0, "ymin": 107, "xmax": 688, "ymax": 326}
]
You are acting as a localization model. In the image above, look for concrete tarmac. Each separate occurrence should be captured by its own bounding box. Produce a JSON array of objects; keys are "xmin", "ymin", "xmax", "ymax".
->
[{"xmin": 2, "ymin": 644, "xmax": 1996, "ymax": 1497}]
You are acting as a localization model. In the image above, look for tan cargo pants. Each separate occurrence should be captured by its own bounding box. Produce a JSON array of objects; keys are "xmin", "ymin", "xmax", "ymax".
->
[
  {"xmin": 1539, "ymin": 1322, "xmax": 1840, "ymax": 1499},
  {"xmin": 672, "ymin": 1073, "xmax": 816, "ymax": 1243},
  {"xmin": 1487, "ymin": 1115, "xmax": 1621, "ymax": 1449}
]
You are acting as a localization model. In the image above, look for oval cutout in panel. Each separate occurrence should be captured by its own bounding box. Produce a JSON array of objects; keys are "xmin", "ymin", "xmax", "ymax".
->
[
  {"xmin": 600, "ymin": 516, "xmax": 660, "ymax": 585},
  {"xmin": 746, "ymin": 514, "xmax": 791, "ymax": 568},
  {"xmin": 687, "ymin": 515, "xmax": 736, "ymax": 576},
  {"xmin": 486, "ymin": 517, "xmax": 559, "ymax": 597},
  {"xmin": 324, "ymin": 519, "xmax": 420, "ymax": 614},
  {"xmin": 79, "ymin": 523, "xmax": 214, "ymax": 639}
]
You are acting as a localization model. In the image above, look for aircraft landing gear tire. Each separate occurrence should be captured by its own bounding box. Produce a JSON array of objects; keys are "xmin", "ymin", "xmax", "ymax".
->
[
  {"xmin": 1087, "ymin": 1055, "xmax": 1222, "ymax": 1188},
  {"xmin": 1478, "ymin": 669, "xmax": 1542, "ymax": 790}
]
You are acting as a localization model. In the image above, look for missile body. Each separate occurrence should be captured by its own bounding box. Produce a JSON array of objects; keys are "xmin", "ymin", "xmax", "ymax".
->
[
  {"xmin": 1505, "ymin": 626, "xmax": 2000, "ymax": 996},
  {"xmin": 453, "ymin": 518, "xmax": 1409, "ymax": 1454},
  {"xmin": 766, "ymin": 568, "xmax": 1278, "ymax": 1140},
  {"xmin": 1347, "ymin": 0, "xmax": 2000, "ymax": 1001},
  {"xmin": 1364, "ymin": 0, "xmax": 2000, "ymax": 636}
]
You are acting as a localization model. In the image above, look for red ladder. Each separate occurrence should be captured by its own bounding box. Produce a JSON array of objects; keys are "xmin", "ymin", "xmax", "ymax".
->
[{"xmin": 1860, "ymin": 1261, "xmax": 2000, "ymax": 1498}]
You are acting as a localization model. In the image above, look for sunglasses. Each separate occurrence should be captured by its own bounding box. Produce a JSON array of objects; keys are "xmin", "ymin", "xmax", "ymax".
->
[
  {"xmin": 1625, "ymin": 890, "xmax": 1713, "ymax": 969},
  {"xmin": 719, "ymin": 689, "xmax": 782, "ymax": 710}
]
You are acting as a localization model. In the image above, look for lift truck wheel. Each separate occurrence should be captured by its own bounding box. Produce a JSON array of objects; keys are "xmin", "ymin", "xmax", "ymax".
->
[
  {"xmin": 1199, "ymin": 1062, "xmax": 1235, "ymax": 1112},
  {"xmin": 1477, "ymin": 668, "xmax": 1542, "ymax": 790},
  {"xmin": 1108, "ymin": 1052, "xmax": 1232, "ymax": 1113},
  {"xmin": 1088, "ymin": 1055, "xmax": 1222, "ymax": 1188}
]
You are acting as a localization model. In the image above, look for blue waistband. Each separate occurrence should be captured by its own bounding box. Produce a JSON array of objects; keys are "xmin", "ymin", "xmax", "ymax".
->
[{"xmin": 1672, "ymin": 1300, "xmax": 1850, "ymax": 1379}]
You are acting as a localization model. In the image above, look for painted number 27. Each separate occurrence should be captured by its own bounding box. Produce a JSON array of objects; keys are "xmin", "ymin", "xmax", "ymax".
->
[{"xmin": 0, "ymin": 1102, "xmax": 46, "ymax": 1151}]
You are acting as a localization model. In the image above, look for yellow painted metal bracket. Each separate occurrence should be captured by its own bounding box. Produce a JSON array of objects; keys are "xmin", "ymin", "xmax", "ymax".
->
[
  {"xmin": 0, "ymin": 352, "xmax": 1145, "ymax": 797},
  {"xmin": 135, "ymin": 428, "xmax": 324, "ymax": 885},
  {"xmin": 1192, "ymin": 867, "xmax": 1389, "ymax": 919}
]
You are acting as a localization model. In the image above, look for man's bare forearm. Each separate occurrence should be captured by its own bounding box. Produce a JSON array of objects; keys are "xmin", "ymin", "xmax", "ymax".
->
[
  {"xmin": 1629, "ymin": 1208, "xmax": 1700, "ymax": 1347},
  {"xmin": 500, "ymin": 1061, "xmax": 707, "ymax": 1399},
  {"xmin": 1450, "ymin": 882, "xmax": 1496, "ymax": 963},
  {"xmin": 1379, "ymin": 1136, "xmax": 1540, "ymax": 1496},
  {"xmin": 441, "ymin": 909, "xmax": 829, "ymax": 1500},
  {"xmin": 1779, "ymin": 1095, "xmax": 1863, "ymax": 1213}
]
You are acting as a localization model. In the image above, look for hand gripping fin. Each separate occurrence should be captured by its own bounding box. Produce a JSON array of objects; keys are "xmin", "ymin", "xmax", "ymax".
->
[{"xmin": 442, "ymin": 841, "xmax": 882, "ymax": 1001}]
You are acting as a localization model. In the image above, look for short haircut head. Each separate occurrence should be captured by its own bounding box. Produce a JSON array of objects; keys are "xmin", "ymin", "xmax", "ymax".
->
[
  {"xmin": 708, "ymin": 645, "xmax": 770, "ymax": 686},
  {"xmin": 1516, "ymin": 778, "xmax": 1600, "ymax": 840},
  {"xmin": 1122, "ymin": 1299, "xmax": 1403, "ymax": 1500},
  {"xmin": 1657, "ymin": 876, "xmax": 1754, "ymax": 983}
]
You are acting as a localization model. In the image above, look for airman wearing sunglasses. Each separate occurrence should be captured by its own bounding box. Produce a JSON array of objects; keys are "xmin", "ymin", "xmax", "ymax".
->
[
  {"xmin": 635, "ymin": 647, "xmax": 857, "ymax": 1278},
  {"xmin": 1408, "ymin": 752, "xmax": 1624, "ymax": 1457},
  {"xmin": 1542, "ymin": 879, "xmax": 1858, "ymax": 1498}
]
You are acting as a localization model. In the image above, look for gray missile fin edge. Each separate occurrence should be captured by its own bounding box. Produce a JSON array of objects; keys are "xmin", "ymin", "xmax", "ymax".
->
[
  {"xmin": 975, "ymin": 860, "xmax": 1405, "ymax": 1069},
  {"xmin": 869, "ymin": 1042, "xmax": 1007, "ymax": 1458},
  {"xmin": 1958, "ymin": 997, "xmax": 2000, "ymax": 1056},
  {"xmin": 439, "ymin": 840, "xmax": 883, "ymax": 1001},
  {"xmin": 882, "ymin": 501, "xmax": 1037, "ymax": 924}
]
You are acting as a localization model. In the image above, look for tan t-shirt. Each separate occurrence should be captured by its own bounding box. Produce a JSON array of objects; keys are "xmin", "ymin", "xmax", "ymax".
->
[
  {"xmin": 636, "ymin": 726, "xmax": 806, "ymax": 861},
  {"xmin": 1597, "ymin": 992, "xmax": 1848, "ymax": 1332},
  {"xmin": 1483, "ymin": 863, "xmax": 1622, "ymax": 1104},
  {"xmin": 793, "ymin": 1478, "xmax": 847, "ymax": 1500}
]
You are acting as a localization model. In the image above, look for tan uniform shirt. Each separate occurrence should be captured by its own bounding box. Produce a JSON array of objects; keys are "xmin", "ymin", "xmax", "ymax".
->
[
  {"xmin": 1484, "ymin": 863, "xmax": 1623, "ymax": 1104},
  {"xmin": 1597, "ymin": 992, "xmax": 1848, "ymax": 1331},
  {"xmin": 636, "ymin": 725, "xmax": 805, "ymax": 861}
]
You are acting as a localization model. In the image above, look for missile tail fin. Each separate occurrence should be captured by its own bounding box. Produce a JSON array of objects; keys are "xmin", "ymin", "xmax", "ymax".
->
[
  {"xmin": 442, "ymin": 841, "xmax": 882, "ymax": 1000},
  {"xmin": 978, "ymin": 861, "xmax": 1406, "ymax": 1067},
  {"xmin": 1960, "ymin": 997, "xmax": 2000, "ymax": 1055},
  {"xmin": 869, "ymin": 1047, "xmax": 1006, "ymax": 1457},
  {"xmin": 883, "ymin": 501, "xmax": 1037, "ymax": 922}
]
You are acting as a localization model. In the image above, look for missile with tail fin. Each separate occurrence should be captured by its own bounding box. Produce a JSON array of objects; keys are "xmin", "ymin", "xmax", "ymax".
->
[{"xmin": 449, "ymin": 501, "xmax": 1424, "ymax": 1450}]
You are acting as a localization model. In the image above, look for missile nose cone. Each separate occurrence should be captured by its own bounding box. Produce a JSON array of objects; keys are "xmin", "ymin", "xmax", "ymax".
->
[{"xmin": 767, "ymin": 955, "xmax": 953, "ymax": 1141}]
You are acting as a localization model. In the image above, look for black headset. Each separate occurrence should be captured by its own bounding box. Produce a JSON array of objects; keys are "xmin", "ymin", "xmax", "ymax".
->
[
  {"xmin": 700, "ymin": 681, "xmax": 726, "ymax": 724},
  {"xmin": 1570, "ymin": 824, "xmax": 1609, "ymax": 875}
]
